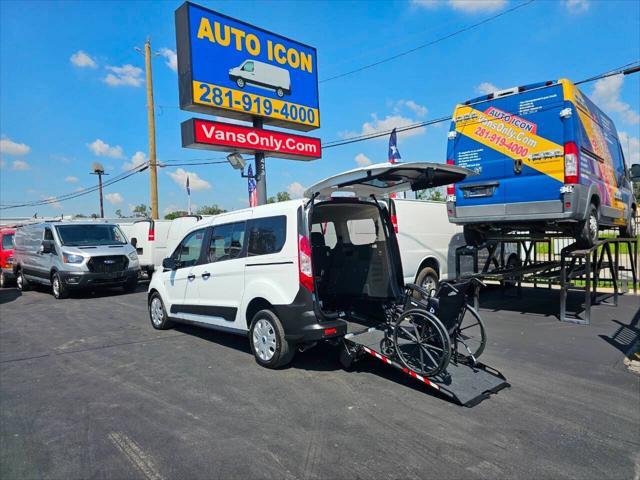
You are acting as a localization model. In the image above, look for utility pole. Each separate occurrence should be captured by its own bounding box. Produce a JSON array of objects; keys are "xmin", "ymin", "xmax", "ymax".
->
[
  {"xmin": 252, "ymin": 118, "xmax": 267, "ymax": 205},
  {"xmin": 90, "ymin": 163, "xmax": 108, "ymax": 218},
  {"xmin": 144, "ymin": 39, "xmax": 159, "ymax": 219}
]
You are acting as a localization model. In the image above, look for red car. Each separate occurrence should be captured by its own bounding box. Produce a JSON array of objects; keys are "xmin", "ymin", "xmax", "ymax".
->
[{"xmin": 0, "ymin": 228, "xmax": 16, "ymax": 288}]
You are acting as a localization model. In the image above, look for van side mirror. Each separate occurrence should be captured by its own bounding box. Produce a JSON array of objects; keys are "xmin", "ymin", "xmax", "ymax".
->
[
  {"xmin": 40, "ymin": 240, "xmax": 55, "ymax": 254},
  {"xmin": 130, "ymin": 237, "xmax": 138, "ymax": 248},
  {"xmin": 162, "ymin": 257, "xmax": 178, "ymax": 270},
  {"xmin": 630, "ymin": 164, "xmax": 640, "ymax": 181}
]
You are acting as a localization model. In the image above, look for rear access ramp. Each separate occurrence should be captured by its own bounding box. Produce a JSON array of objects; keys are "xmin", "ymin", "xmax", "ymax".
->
[{"xmin": 344, "ymin": 328, "xmax": 509, "ymax": 407}]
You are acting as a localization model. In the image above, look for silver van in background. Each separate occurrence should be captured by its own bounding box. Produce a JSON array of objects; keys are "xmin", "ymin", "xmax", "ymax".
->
[{"xmin": 13, "ymin": 221, "xmax": 140, "ymax": 299}]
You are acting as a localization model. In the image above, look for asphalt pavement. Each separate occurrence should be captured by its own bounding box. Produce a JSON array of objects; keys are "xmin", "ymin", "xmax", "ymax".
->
[{"xmin": 0, "ymin": 284, "xmax": 638, "ymax": 480}]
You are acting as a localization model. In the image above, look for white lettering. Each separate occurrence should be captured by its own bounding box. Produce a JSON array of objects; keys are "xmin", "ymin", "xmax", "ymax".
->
[{"xmin": 202, "ymin": 125, "xmax": 215, "ymax": 139}]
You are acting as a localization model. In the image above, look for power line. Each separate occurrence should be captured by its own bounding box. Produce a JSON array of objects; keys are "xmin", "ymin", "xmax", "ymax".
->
[{"xmin": 319, "ymin": 0, "xmax": 536, "ymax": 83}]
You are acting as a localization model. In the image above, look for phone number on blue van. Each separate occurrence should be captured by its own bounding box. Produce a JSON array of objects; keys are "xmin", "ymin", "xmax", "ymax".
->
[{"xmin": 193, "ymin": 81, "xmax": 319, "ymax": 128}]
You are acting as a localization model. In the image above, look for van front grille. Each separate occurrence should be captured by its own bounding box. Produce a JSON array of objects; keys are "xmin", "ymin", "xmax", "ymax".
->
[{"xmin": 87, "ymin": 255, "xmax": 128, "ymax": 273}]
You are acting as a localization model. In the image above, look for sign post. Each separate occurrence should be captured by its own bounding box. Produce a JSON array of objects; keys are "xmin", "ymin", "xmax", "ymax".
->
[{"xmin": 175, "ymin": 2, "xmax": 321, "ymax": 205}]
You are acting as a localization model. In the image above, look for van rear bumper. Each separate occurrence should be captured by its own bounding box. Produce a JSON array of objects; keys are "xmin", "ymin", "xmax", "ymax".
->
[
  {"xmin": 58, "ymin": 268, "xmax": 139, "ymax": 289},
  {"xmin": 273, "ymin": 288, "xmax": 348, "ymax": 342}
]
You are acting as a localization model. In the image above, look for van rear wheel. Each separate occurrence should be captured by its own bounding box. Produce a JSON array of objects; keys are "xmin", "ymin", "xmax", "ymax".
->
[
  {"xmin": 276, "ymin": 88, "xmax": 285, "ymax": 98},
  {"xmin": 249, "ymin": 309, "xmax": 294, "ymax": 369},
  {"xmin": 576, "ymin": 205, "xmax": 599, "ymax": 248},
  {"xmin": 415, "ymin": 266, "xmax": 438, "ymax": 298},
  {"xmin": 463, "ymin": 226, "xmax": 486, "ymax": 247}
]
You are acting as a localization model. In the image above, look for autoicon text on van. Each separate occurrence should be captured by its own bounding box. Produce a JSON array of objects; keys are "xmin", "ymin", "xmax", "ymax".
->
[
  {"xmin": 175, "ymin": 2, "xmax": 319, "ymax": 131},
  {"xmin": 446, "ymin": 78, "xmax": 638, "ymax": 247}
]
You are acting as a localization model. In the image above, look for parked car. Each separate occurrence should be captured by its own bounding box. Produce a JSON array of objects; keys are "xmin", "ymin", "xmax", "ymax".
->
[
  {"xmin": 446, "ymin": 78, "xmax": 638, "ymax": 247},
  {"xmin": 117, "ymin": 216, "xmax": 201, "ymax": 277},
  {"xmin": 13, "ymin": 221, "xmax": 140, "ymax": 299},
  {"xmin": 0, "ymin": 227, "xmax": 16, "ymax": 288},
  {"xmin": 147, "ymin": 162, "xmax": 471, "ymax": 368},
  {"xmin": 228, "ymin": 59, "xmax": 291, "ymax": 98}
]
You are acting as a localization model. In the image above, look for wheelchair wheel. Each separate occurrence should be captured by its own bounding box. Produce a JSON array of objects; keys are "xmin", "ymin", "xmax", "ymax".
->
[
  {"xmin": 454, "ymin": 306, "xmax": 487, "ymax": 362},
  {"xmin": 394, "ymin": 308, "xmax": 451, "ymax": 377}
]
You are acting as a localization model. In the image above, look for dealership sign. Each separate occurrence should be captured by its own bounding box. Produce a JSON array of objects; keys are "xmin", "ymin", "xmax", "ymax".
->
[
  {"xmin": 175, "ymin": 2, "xmax": 320, "ymax": 132},
  {"xmin": 181, "ymin": 118, "xmax": 321, "ymax": 160}
]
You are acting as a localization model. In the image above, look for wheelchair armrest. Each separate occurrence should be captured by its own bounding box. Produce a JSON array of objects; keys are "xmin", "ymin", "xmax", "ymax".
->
[{"xmin": 405, "ymin": 283, "xmax": 432, "ymax": 299}]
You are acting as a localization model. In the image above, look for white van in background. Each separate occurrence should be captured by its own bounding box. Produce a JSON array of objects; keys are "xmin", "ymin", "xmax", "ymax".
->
[
  {"xmin": 117, "ymin": 216, "xmax": 202, "ymax": 276},
  {"xmin": 229, "ymin": 60, "xmax": 291, "ymax": 98}
]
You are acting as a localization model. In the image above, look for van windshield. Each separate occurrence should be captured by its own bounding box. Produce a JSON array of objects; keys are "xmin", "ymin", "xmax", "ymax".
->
[{"xmin": 55, "ymin": 225, "xmax": 128, "ymax": 246}]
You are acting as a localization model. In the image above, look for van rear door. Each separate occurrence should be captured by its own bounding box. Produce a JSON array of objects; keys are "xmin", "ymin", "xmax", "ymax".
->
[
  {"xmin": 304, "ymin": 162, "xmax": 472, "ymax": 200},
  {"xmin": 449, "ymin": 82, "xmax": 566, "ymax": 214}
]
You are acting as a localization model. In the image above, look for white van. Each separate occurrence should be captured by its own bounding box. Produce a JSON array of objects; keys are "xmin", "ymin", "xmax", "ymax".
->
[
  {"xmin": 229, "ymin": 60, "xmax": 291, "ymax": 98},
  {"xmin": 147, "ymin": 162, "xmax": 471, "ymax": 368},
  {"xmin": 119, "ymin": 216, "xmax": 201, "ymax": 276}
]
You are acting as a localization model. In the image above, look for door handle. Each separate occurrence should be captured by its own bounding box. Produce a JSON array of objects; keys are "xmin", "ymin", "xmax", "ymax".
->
[
  {"xmin": 187, "ymin": 274, "xmax": 196, "ymax": 281},
  {"xmin": 201, "ymin": 272, "xmax": 211, "ymax": 279}
]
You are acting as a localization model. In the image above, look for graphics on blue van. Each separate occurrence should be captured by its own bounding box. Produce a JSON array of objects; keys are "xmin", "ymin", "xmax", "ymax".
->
[{"xmin": 446, "ymin": 79, "xmax": 637, "ymax": 247}]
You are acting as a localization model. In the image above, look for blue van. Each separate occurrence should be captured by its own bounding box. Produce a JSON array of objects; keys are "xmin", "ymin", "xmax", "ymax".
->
[{"xmin": 446, "ymin": 78, "xmax": 637, "ymax": 247}]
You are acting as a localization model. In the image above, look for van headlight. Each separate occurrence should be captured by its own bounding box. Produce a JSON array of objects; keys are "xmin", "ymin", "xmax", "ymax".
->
[
  {"xmin": 128, "ymin": 252, "xmax": 139, "ymax": 261},
  {"xmin": 63, "ymin": 252, "xmax": 84, "ymax": 264}
]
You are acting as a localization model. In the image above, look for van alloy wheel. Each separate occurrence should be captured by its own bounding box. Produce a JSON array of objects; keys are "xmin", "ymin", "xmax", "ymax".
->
[
  {"xmin": 421, "ymin": 274, "xmax": 437, "ymax": 294},
  {"xmin": 52, "ymin": 276, "xmax": 60, "ymax": 297},
  {"xmin": 276, "ymin": 88, "xmax": 284, "ymax": 98},
  {"xmin": 16, "ymin": 273, "xmax": 22, "ymax": 290},
  {"xmin": 253, "ymin": 319, "xmax": 277, "ymax": 361},
  {"xmin": 588, "ymin": 214, "xmax": 599, "ymax": 243},
  {"xmin": 236, "ymin": 78, "xmax": 245, "ymax": 88},
  {"xmin": 0, "ymin": 272, "xmax": 4, "ymax": 289},
  {"xmin": 150, "ymin": 297, "xmax": 164, "ymax": 327}
]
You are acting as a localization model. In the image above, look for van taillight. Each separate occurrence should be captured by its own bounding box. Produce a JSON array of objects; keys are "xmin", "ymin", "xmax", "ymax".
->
[
  {"xmin": 564, "ymin": 142, "xmax": 579, "ymax": 184},
  {"xmin": 390, "ymin": 214, "xmax": 398, "ymax": 233},
  {"xmin": 148, "ymin": 228, "xmax": 155, "ymax": 241},
  {"xmin": 298, "ymin": 234, "xmax": 314, "ymax": 293},
  {"xmin": 446, "ymin": 159, "xmax": 455, "ymax": 196}
]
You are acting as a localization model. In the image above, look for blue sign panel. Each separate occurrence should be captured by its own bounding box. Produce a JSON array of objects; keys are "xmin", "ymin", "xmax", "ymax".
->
[{"xmin": 175, "ymin": 2, "xmax": 320, "ymax": 131}]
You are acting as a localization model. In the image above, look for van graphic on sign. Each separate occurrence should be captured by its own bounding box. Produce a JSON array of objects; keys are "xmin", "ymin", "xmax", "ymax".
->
[{"xmin": 229, "ymin": 60, "xmax": 291, "ymax": 98}]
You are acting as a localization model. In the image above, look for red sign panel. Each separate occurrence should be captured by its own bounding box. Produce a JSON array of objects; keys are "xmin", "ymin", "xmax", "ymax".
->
[{"xmin": 181, "ymin": 118, "xmax": 321, "ymax": 161}]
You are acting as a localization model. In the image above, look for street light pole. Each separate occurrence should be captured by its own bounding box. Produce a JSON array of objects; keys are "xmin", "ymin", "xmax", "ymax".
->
[
  {"xmin": 90, "ymin": 164, "xmax": 109, "ymax": 218},
  {"xmin": 252, "ymin": 117, "xmax": 267, "ymax": 205}
]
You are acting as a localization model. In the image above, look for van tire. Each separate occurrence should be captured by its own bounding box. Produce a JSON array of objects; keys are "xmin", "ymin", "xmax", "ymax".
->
[
  {"xmin": 463, "ymin": 226, "xmax": 486, "ymax": 247},
  {"xmin": 52, "ymin": 272, "xmax": 69, "ymax": 299},
  {"xmin": 148, "ymin": 292, "xmax": 172, "ymax": 330},
  {"xmin": 236, "ymin": 78, "xmax": 245, "ymax": 88},
  {"xmin": 620, "ymin": 208, "xmax": 636, "ymax": 238},
  {"xmin": 414, "ymin": 266, "xmax": 439, "ymax": 298},
  {"xmin": 0, "ymin": 271, "xmax": 8, "ymax": 288},
  {"xmin": 16, "ymin": 269, "xmax": 30, "ymax": 291},
  {"xmin": 276, "ymin": 88, "xmax": 284, "ymax": 98},
  {"xmin": 249, "ymin": 309, "xmax": 294, "ymax": 369},
  {"xmin": 576, "ymin": 204, "xmax": 599, "ymax": 248}
]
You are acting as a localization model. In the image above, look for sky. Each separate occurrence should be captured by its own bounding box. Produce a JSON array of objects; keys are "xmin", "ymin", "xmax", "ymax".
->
[{"xmin": 1, "ymin": 0, "xmax": 639, "ymax": 219}]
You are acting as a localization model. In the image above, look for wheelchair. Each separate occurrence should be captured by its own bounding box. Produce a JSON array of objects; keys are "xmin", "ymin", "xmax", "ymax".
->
[{"xmin": 387, "ymin": 277, "xmax": 487, "ymax": 377}]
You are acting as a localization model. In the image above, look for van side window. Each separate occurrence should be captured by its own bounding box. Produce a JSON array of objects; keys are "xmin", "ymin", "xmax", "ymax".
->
[
  {"xmin": 247, "ymin": 216, "xmax": 286, "ymax": 256},
  {"xmin": 208, "ymin": 222, "xmax": 246, "ymax": 263},
  {"xmin": 173, "ymin": 229, "xmax": 206, "ymax": 267},
  {"xmin": 44, "ymin": 228, "xmax": 54, "ymax": 241},
  {"xmin": 311, "ymin": 221, "xmax": 337, "ymax": 248},
  {"xmin": 347, "ymin": 218, "xmax": 379, "ymax": 245},
  {"xmin": 611, "ymin": 140, "xmax": 626, "ymax": 183},
  {"xmin": 242, "ymin": 61, "xmax": 254, "ymax": 72}
]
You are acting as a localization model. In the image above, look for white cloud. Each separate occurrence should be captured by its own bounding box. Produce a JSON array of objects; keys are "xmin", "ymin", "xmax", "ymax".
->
[
  {"xmin": 565, "ymin": 0, "xmax": 590, "ymax": 13},
  {"xmin": 355, "ymin": 153, "xmax": 372, "ymax": 167},
  {"xmin": 42, "ymin": 196, "xmax": 63, "ymax": 210},
  {"xmin": 393, "ymin": 99, "xmax": 427, "ymax": 117},
  {"xmin": 475, "ymin": 82, "xmax": 499, "ymax": 95},
  {"xmin": 104, "ymin": 64, "xmax": 143, "ymax": 87},
  {"xmin": 70, "ymin": 50, "xmax": 97, "ymax": 68},
  {"xmin": 619, "ymin": 132, "xmax": 640, "ymax": 166},
  {"xmin": 343, "ymin": 113, "xmax": 426, "ymax": 140},
  {"xmin": 0, "ymin": 137, "xmax": 30, "ymax": 156},
  {"xmin": 51, "ymin": 154, "xmax": 73, "ymax": 164},
  {"xmin": 286, "ymin": 182, "xmax": 305, "ymax": 199},
  {"xmin": 64, "ymin": 176, "xmax": 79, "ymax": 183},
  {"xmin": 591, "ymin": 75, "xmax": 639, "ymax": 125},
  {"xmin": 12, "ymin": 160, "xmax": 30, "ymax": 170},
  {"xmin": 160, "ymin": 48, "xmax": 177, "ymax": 72},
  {"xmin": 412, "ymin": 0, "xmax": 507, "ymax": 13},
  {"xmin": 167, "ymin": 168, "xmax": 211, "ymax": 191},
  {"xmin": 123, "ymin": 151, "xmax": 147, "ymax": 170},
  {"xmin": 88, "ymin": 139, "xmax": 124, "ymax": 159},
  {"xmin": 105, "ymin": 192, "xmax": 124, "ymax": 205}
]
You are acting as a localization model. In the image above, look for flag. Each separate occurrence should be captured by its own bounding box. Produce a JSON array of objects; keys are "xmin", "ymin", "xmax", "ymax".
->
[
  {"xmin": 186, "ymin": 175, "xmax": 191, "ymax": 214},
  {"xmin": 248, "ymin": 164, "xmax": 258, "ymax": 207},
  {"xmin": 388, "ymin": 128, "xmax": 401, "ymax": 164},
  {"xmin": 186, "ymin": 176, "xmax": 190, "ymax": 195}
]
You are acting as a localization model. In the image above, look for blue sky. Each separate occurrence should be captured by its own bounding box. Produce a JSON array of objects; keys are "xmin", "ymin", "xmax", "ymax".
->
[{"xmin": 1, "ymin": 0, "xmax": 639, "ymax": 218}]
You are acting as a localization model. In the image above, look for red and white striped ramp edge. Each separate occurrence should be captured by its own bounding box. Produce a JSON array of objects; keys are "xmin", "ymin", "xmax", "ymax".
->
[{"xmin": 362, "ymin": 346, "xmax": 440, "ymax": 391}]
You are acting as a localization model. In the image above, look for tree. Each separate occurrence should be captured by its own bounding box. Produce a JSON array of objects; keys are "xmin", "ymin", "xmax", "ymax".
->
[
  {"xmin": 132, "ymin": 204, "xmax": 150, "ymax": 218},
  {"xmin": 74, "ymin": 213, "xmax": 87, "ymax": 218},
  {"xmin": 267, "ymin": 191, "xmax": 291, "ymax": 203},
  {"xmin": 115, "ymin": 209, "xmax": 124, "ymax": 218},
  {"xmin": 416, "ymin": 188, "xmax": 444, "ymax": 202},
  {"xmin": 164, "ymin": 210, "xmax": 189, "ymax": 220},
  {"xmin": 90, "ymin": 213, "xmax": 99, "ymax": 219},
  {"xmin": 196, "ymin": 204, "xmax": 227, "ymax": 216}
]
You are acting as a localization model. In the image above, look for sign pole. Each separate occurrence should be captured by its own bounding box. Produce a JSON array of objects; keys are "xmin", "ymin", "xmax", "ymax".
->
[{"xmin": 253, "ymin": 117, "xmax": 267, "ymax": 206}]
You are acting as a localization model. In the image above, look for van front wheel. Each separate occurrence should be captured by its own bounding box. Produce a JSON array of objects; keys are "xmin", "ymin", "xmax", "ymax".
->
[
  {"xmin": 52, "ymin": 273, "xmax": 69, "ymax": 299},
  {"xmin": 236, "ymin": 78, "xmax": 245, "ymax": 88},
  {"xmin": 620, "ymin": 208, "xmax": 636, "ymax": 238},
  {"xmin": 250, "ymin": 309, "xmax": 294, "ymax": 369},
  {"xmin": 16, "ymin": 269, "xmax": 30, "ymax": 291}
]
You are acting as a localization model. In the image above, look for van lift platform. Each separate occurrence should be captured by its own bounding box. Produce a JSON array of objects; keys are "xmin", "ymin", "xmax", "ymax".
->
[
  {"xmin": 342, "ymin": 328, "xmax": 509, "ymax": 407},
  {"xmin": 455, "ymin": 233, "xmax": 638, "ymax": 325}
]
